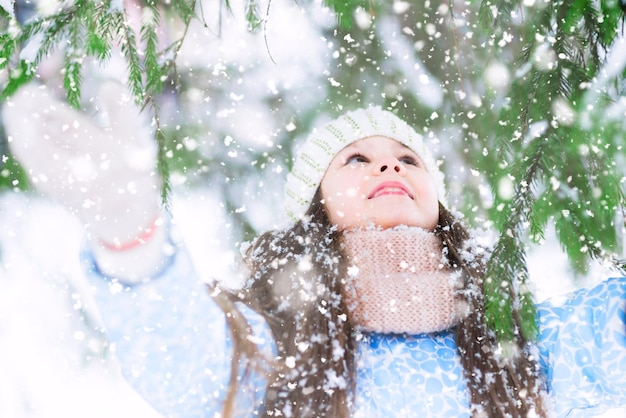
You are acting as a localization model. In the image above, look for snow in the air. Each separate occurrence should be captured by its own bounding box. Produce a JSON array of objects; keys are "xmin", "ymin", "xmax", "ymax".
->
[{"xmin": 1, "ymin": 0, "xmax": 625, "ymax": 416}]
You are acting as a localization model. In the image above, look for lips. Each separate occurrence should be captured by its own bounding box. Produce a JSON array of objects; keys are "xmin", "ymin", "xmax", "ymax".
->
[{"xmin": 368, "ymin": 181, "xmax": 414, "ymax": 199}]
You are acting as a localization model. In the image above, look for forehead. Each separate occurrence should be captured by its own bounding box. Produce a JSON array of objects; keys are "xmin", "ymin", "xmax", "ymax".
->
[{"xmin": 339, "ymin": 135, "xmax": 415, "ymax": 154}]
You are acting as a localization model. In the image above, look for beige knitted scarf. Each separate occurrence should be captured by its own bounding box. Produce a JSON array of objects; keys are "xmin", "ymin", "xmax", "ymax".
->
[{"xmin": 342, "ymin": 226, "xmax": 461, "ymax": 335}]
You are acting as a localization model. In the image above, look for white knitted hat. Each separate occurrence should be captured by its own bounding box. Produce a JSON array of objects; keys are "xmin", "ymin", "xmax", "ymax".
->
[{"xmin": 284, "ymin": 106, "xmax": 446, "ymax": 222}]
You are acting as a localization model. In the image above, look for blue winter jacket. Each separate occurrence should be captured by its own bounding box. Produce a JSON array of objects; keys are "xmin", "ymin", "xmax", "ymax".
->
[{"xmin": 83, "ymin": 244, "xmax": 626, "ymax": 417}]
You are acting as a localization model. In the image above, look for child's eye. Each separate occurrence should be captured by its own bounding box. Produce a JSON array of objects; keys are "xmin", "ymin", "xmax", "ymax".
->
[
  {"xmin": 399, "ymin": 155, "xmax": 419, "ymax": 166},
  {"xmin": 345, "ymin": 153, "xmax": 369, "ymax": 165}
]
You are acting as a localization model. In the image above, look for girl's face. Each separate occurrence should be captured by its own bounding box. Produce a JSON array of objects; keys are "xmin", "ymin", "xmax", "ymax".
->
[{"xmin": 321, "ymin": 136, "xmax": 439, "ymax": 231}]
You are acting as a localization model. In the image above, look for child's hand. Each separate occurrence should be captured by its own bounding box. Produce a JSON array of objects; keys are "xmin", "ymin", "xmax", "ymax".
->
[{"xmin": 3, "ymin": 82, "xmax": 167, "ymax": 280}]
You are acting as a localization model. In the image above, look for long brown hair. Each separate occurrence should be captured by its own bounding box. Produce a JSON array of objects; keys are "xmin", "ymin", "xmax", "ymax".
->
[
  {"xmin": 215, "ymin": 189, "xmax": 546, "ymax": 417},
  {"xmin": 239, "ymin": 188, "xmax": 355, "ymax": 417}
]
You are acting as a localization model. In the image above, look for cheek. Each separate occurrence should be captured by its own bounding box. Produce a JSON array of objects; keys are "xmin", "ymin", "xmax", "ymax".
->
[
  {"xmin": 420, "ymin": 174, "xmax": 439, "ymax": 201},
  {"xmin": 424, "ymin": 202, "xmax": 440, "ymax": 229},
  {"xmin": 413, "ymin": 176, "xmax": 440, "ymax": 224},
  {"xmin": 322, "ymin": 174, "xmax": 362, "ymax": 203},
  {"xmin": 322, "ymin": 184, "xmax": 362, "ymax": 214},
  {"xmin": 321, "ymin": 181, "xmax": 366, "ymax": 227},
  {"xmin": 345, "ymin": 187, "xmax": 360, "ymax": 198}
]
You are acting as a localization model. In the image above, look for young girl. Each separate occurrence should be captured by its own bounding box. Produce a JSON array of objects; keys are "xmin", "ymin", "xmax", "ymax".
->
[{"xmin": 4, "ymin": 86, "xmax": 626, "ymax": 417}]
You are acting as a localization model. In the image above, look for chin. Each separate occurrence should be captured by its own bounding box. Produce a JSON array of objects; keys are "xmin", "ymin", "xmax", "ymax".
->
[
  {"xmin": 375, "ymin": 219, "xmax": 418, "ymax": 230},
  {"xmin": 374, "ymin": 215, "xmax": 437, "ymax": 231}
]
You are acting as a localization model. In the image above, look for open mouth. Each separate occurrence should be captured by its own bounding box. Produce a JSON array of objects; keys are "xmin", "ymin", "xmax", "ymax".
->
[{"xmin": 368, "ymin": 182, "xmax": 414, "ymax": 199}]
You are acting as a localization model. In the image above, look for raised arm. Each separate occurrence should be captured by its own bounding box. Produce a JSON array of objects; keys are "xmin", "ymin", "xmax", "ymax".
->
[
  {"xmin": 2, "ymin": 83, "xmax": 269, "ymax": 416},
  {"xmin": 3, "ymin": 82, "xmax": 167, "ymax": 281}
]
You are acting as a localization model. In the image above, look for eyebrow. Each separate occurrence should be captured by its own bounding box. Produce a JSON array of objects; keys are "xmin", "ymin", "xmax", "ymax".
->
[
  {"xmin": 392, "ymin": 142, "xmax": 419, "ymax": 157},
  {"xmin": 337, "ymin": 143, "xmax": 362, "ymax": 157},
  {"xmin": 395, "ymin": 141, "xmax": 414, "ymax": 152}
]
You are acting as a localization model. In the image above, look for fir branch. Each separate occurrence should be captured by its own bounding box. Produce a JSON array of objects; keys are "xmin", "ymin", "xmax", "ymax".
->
[
  {"xmin": 114, "ymin": 12, "xmax": 144, "ymax": 104},
  {"xmin": 157, "ymin": 3, "xmax": 196, "ymax": 93},
  {"xmin": 552, "ymin": 208, "xmax": 606, "ymax": 274},
  {"xmin": 85, "ymin": 0, "xmax": 114, "ymax": 61},
  {"xmin": 529, "ymin": 192, "xmax": 550, "ymax": 243},
  {"xmin": 246, "ymin": 0, "xmax": 262, "ymax": 30},
  {"xmin": 0, "ymin": 32, "xmax": 17, "ymax": 71},
  {"xmin": 172, "ymin": 0, "xmax": 196, "ymax": 25},
  {"xmin": 560, "ymin": 0, "xmax": 587, "ymax": 34},
  {"xmin": 478, "ymin": 0, "xmax": 520, "ymax": 28},
  {"xmin": 0, "ymin": 2, "xmax": 84, "ymax": 98},
  {"xmin": 2, "ymin": 60, "xmax": 36, "ymax": 99},
  {"xmin": 140, "ymin": 1, "xmax": 170, "ymax": 207},
  {"xmin": 155, "ymin": 124, "xmax": 172, "ymax": 209},
  {"xmin": 141, "ymin": 0, "xmax": 163, "ymax": 98},
  {"xmin": 0, "ymin": 151, "xmax": 29, "ymax": 191},
  {"xmin": 62, "ymin": 51, "xmax": 83, "ymax": 108},
  {"xmin": 63, "ymin": 16, "xmax": 84, "ymax": 108},
  {"xmin": 485, "ymin": 135, "xmax": 548, "ymax": 342},
  {"xmin": 597, "ymin": 0, "xmax": 624, "ymax": 47},
  {"xmin": 551, "ymin": 126, "xmax": 624, "ymax": 272},
  {"xmin": 323, "ymin": 0, "xmax": 371, "ymax": 29},
  {"xmin": 22, "ymin": 12, "xmax": 72, "ymax": 64}
]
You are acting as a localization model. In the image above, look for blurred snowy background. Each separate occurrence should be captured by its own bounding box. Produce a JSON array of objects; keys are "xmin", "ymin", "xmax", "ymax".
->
[{"xmin": 1, "ymin": 0, "xmax": 625, "ymax": 415}]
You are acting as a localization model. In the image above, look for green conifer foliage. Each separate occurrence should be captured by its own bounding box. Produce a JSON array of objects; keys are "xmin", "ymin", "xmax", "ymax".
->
[{"xmin": 475, "ymin": 0, "xmax": 626, "ymax": 342}]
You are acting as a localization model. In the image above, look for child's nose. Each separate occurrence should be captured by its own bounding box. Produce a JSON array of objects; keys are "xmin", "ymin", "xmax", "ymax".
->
[{"xmin": 373, "ymin": 157, "xmax": 406, "ymax": 175}]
